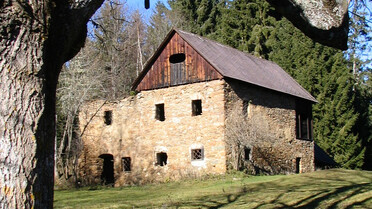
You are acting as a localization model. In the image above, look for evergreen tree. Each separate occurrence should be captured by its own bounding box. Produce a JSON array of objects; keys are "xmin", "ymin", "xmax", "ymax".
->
[
  {"xmin": 267, "ymin": 17, "xmax": 365, "ymax": 168},
  {"xmin": 168, "ymin": 0, "xmax": 222, "ymax": 37},
  {"xmin": 346, "ymin": 0, "xmax": 372, "ymax": 170},
  {"xmin": 168, "ymin": 0, "xmax": 370, "ymax": 168},
  {"xmin": 216, "ymin": 0, "xmax": 258, "ymax": 51},
  {"xmin": 318, "ymin": 53, "xmax": 364, "ymax": 168}
]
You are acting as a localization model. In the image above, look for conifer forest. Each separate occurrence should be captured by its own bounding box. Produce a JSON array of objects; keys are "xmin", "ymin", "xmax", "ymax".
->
[{"xmin": 56, "ymin": 0, "xmax": 372, "ymax": 183}]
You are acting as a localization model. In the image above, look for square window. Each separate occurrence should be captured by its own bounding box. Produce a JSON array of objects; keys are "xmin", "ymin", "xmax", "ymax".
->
[
  {"xmin": 191, "ymin": 149, "xmax": 203, "ymax": 160},
  {"xmin": 122, "ymin": 157, "xmax": 131, "ymax": 172},
  {"xmin": 192, "ymin": 100, "xmax": 202, "ymax": 116},
  {"xmin": 104, "ymin": 110, "xmax": 112, "ymax": 125},
  {"xmin": 156, "ymin": 152, "xmax": 167, "ymax": 166},
  {"xmin": 155, "ymin": 103, "xmax": 165, "ymax": 121}
]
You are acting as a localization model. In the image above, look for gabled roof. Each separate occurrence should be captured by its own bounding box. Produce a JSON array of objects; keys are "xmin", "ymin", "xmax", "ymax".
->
[{"xmin": 133, "ymin": 29, "xmax": 317, "ymax": 103}]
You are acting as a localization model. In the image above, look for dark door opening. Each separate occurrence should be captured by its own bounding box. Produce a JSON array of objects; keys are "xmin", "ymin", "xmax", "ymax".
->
[
  {"xmin": 99, "ymin": 154, "xmax": 114, "ymax": 185},
  {"xmin": 295, "ymin": 157, "xmax": 301, "ymax": 174}
]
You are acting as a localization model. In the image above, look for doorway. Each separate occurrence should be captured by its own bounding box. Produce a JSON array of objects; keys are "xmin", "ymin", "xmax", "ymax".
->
[
  {"xmin": 295, "ymin": 157, "xmax": 301, "ymax": 174},
  {"xmin": 99, "ymin": 154, "xmax": 114, "ymax": 185}
]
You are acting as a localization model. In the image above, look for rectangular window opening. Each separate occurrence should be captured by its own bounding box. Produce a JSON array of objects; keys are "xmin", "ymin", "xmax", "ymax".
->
[
  {"xmin": 296, "ymin": 100, "xmax": 312, "ymax": 140},
  {"xmin": 104, "ymin": 110, "xmax": 112, "ymax": 125},
  {"xmin": 155, "ymin": 103, "xmax": 165, "ymax": 121},
  {"xmin": 192, "ymin": 100, "xmax": 202, "ymax": 116},
  {"xmin": 191, "ymin": 149, "xmax": 204, "ymax": 161},
  {"xmin": 156, "ymin": 152, "xmax": 167, "ymax": 166},
  {"xmin": 122, "ymin": 157, "xmax": 131, "ymax": 172}
]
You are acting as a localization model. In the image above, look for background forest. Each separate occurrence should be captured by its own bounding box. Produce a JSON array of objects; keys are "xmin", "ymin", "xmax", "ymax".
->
[{"xmin": 55, "ymin": 0, "xmax": 372, "ymax": 183}]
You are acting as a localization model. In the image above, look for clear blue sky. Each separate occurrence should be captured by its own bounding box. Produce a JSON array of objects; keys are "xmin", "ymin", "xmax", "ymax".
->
[{"xmin": 126, "ymin": 0, "xmax": 169, "ymax": 22}]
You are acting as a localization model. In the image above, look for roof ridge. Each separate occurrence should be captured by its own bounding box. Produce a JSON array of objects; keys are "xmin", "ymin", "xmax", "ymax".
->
[{"xmin": 176, "ymin": 29, "xmax": 288, "ymax": 68}]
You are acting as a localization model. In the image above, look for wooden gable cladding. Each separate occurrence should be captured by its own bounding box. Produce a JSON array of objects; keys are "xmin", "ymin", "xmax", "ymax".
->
[{"xmin": 135, "ymin": 32, "xmax": 222, "ymax": 91}]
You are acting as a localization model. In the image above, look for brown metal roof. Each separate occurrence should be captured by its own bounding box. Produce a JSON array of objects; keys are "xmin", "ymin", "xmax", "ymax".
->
[
  {"xmin": 176, "ymin": 29, "xmax": 317, "ymax": 103},
  {"xmin": 133, "ymin": 29, "xmax": 317, "ymax": 103}
]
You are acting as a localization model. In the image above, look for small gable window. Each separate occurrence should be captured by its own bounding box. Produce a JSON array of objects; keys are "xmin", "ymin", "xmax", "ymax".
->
[
  {"xmin": 156, "ymin": 152, "xmax": 168, "ymax": 166},
  {"xmin": 191, "ymin": 148, "xmax": 204, "ymax": 161},
  {"xmin": 169, "ymin": 53, "xmax": 186, "ymax": 63},
  {"xmin": 122, "ymin": 157, "xmax": 131, "ymax": 172},
  {"xmin": 192, "ymin": 100, "xmax": 202, "ymax": 116},
  {"xmin": 155, "ymin": 103, "xmax": 165, "ymax": 121},
  {"xmin": 104, "ymin": 110, "xmax": 112, "ymax": 125}
]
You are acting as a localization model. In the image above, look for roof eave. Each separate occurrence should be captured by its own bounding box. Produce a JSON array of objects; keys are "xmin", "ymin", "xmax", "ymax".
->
[{"xmin": 224, "ymin": 76, "xmax": 318, "ymax": 103}]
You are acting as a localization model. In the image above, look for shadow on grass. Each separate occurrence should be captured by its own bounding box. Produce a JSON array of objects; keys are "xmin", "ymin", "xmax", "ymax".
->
[
  {"xmin": 54, "ymin": 169, "xmax": 372, "ymax": 208},
  {"xmin": 165, "ymin": 169, "xmax": 372, "ymax": 209}
]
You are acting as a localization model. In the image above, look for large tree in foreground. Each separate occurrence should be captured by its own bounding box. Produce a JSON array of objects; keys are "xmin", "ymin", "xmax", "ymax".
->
[
  {"xmin": 0, "ymin": 0, "xmax": 354, "ymax": 208},
  {"xmin": 0, "ymin": 0, "xmax": 103, "ymax": 208}
]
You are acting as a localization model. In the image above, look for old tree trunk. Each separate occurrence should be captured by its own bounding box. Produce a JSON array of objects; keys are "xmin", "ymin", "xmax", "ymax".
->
[
  {"xmin": 0, "ymin": 0, "xmax": 103, "ymax": 208},
  {"xmin": 0, "ymin": 0, "xmax": 350, "ymax": 208},
  {"xmin": 266, "ymin": 0, "xmax": 349, "ymax": 50}
]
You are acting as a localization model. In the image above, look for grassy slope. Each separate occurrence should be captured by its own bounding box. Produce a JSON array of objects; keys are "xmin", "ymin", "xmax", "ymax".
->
[{"xmin": 54, "ymin": 169, "xmax": 372, "ymax": 208}]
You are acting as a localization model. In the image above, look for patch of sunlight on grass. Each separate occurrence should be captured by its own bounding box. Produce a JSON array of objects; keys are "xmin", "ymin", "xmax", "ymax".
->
[{"xmin": 54, "ymin": 169, "xmax": 372, "ymax": 209}]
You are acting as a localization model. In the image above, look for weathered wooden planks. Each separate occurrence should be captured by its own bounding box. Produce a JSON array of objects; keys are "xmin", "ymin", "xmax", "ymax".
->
[{"xmin": 136, "ymin": 32, "xmax": 222, "ymax": 91}]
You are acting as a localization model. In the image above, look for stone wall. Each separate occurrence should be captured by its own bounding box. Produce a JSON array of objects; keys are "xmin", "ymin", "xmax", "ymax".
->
[
  {"xmin": 78, "ymin": 78, "xmax": 315, "ymax": 186},
  {"xmin": 78, "ymin": 79, "xmax": 226, "ymax": 186},
  {"xmin": 224, "ymin": 78, "xmax": 314, "ymax": 174}
]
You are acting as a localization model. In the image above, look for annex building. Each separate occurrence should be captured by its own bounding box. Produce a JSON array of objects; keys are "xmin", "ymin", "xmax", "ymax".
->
[{"xmin": 78, "ymin": 29, "xmax": 317, "ymax": 186}]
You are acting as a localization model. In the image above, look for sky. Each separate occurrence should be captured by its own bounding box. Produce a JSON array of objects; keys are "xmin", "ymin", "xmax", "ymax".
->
[{"xmin": 125, "ymin": 0, "xmax": 169, "ymax": 22}]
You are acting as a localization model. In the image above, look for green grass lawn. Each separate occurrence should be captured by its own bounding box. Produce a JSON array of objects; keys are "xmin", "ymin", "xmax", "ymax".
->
[{"xmin": 54, "ymin": 169, "xmax": 372, "ymax": 208}]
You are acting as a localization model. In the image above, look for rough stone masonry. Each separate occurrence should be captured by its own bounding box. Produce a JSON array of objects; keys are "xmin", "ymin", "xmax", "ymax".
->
[{"xmin": 78, "ymin": 79, "xmax": 314, "ymax": 186}]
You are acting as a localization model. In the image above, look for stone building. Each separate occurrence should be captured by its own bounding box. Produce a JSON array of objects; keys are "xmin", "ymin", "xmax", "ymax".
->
[{"xmin": 78, "ymin": 29, "xmax": 317, "ymax": 186}]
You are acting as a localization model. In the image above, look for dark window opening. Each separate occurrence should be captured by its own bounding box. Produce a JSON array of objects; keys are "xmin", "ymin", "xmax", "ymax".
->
[
  {"xmin": 155, "ymin": 103, "xmax": 165, "ymax": 121},
  {"xmin": 156, "ymin": 152, "xmax": 168, "ymax": 166},
  {"xmin": 244, "ymin": 147, "xmax": 251, "ymax": 161},
  {"xmin": 191, "ymin": 149, "xmax": 204, "ymax": 160},
  {"xmin": 122, "ymin": 157, "xmax": 131, "ymax": 172},
  {"xmin": 192, "ymin": 100, "xmax": 202, "ymax": 116},
  {"xmin": 169, "ymin": 53, "xmax": 186, "ymax": 63},
  {"xmin": 104, "ymin": 110, "xmax": 112, "ymax": 125},
  {"xmin": 99, "ymin": 154, "xmax": 114, "ymax": 185},
  {"xmin": 296, "ymin": 100, "xmax": 312, "ymax": 140},
  {"xmin": 295, "ymin": 157, "xmax": 301, "ymax": 174},
  {"xmin": 104, "ymin": 66, "xmax": 112, "ymax": 72}
]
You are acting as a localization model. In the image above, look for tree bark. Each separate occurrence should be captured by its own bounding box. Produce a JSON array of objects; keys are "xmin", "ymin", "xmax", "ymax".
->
[
  {"xmin": 0, "ymin": 0, "xmax": 103, "ymax": 208},
  {"xmin": 266, "ymin": 0, "xmax": 349, "ymax": 50}
]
